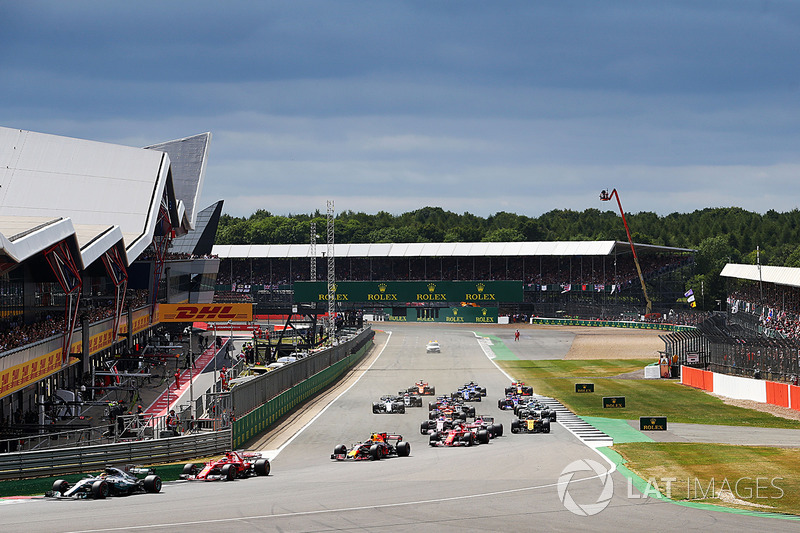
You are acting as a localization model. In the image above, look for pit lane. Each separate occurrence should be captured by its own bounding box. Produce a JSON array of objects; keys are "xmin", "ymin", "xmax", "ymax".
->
[{"xmin": 6, "ymin": 324, "xmax": 798, "ymax": 532}]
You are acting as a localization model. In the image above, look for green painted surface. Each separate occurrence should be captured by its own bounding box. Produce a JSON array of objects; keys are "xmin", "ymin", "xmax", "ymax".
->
[
  {"xmin": 581, "ymin": 416, "xmax": 654, "ymax": 443},
  {"xmin": 475, "ymin": 333, "xmax": 518, "ymax": 360}
]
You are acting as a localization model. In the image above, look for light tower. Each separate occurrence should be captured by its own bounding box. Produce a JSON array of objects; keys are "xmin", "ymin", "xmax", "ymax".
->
[
  {"xmin": 326, "ymin": 200, "xmax": 336, "ymax": 342},
  {"xmin": 600, "ymin": 188, "xmax": 652, "ymax": 315},
  {"xmin": 310, "ymin": 221, "xmax": 317, "ymax": 281}
]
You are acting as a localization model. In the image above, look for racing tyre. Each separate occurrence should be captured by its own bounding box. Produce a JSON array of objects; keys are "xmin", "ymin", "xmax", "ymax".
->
[
  {"xmin": 221, "ymin": 463, "xmax": 237, "ymax": 481},
  {"xmin": 254, "ymin": 458, "xmax": 271, "ymax": 476},
  {"xmin": 505, "ymin": 387, "xmax": 512, "ymax": 395},
  {"xmin": 474, "ymin": 395, "xmax": 481, "ymax": 402},
  {"xmin": 182, "ymin": 463, "xmax": 198, "ymax": 476},
  {"xmin": 511, "ymin": 420, "xmax": 520, "ymax": 433},
  {"xmin": 397, "ymin": 441, "xmax": 411, "ymax": 457},
  {"xmin": 429, "ymin": 434, "xmax": 439, "ymax": 446},
  {"xmin": 144, "ymin": 475, "xmax": 162, "ymax": 493},
  {"xmin": 91, "ymin": 480, "xmax": 109, "ymax": 499},
  {"xmin": 429, "ymin": 387, "xmax": 435, "ymax": 395},
  {"xmin": 480, "ymin": 388, "xmax": 487, "ymax": 396},
  {"xmin": 52, "ymin": 479, "xmax": 70, "ymax": 494},
  {"xmin": 543, "ymin": 420, "xmax": 551, "ymax": 433},
  {"xmin": 334, "ymin": 444, "xmax": 347, "ymax": 455},
  {"xmin": 369, "ymin": 444, "xmax": 381, "ymax": 460},
  {"xmin": 398, "ymin": 405, "xmax": 405, "ymax": 414},
  {"xmin": 492, "ymin": 423, "xmax": 504, "ymax": 437},
  {"xmin": 463, "ymin": 433, "xmax": 474, "ymax": 446},
  {"xmin": 372, "ymin": 404, "xmax": 379, "ymax": 414},
  {"xmin": 477, "ymin": 429, "xmax": 490, "ymax": 445},
  {"xmin": 420, "ymin": 421, "xmax": 430, "ymax": 434}
]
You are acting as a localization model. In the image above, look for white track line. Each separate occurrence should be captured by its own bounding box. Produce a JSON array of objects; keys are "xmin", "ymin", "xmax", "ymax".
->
[
  {"xmin": 261, "ymin": 331, "xmax": 393, "ymax": 461},
  {"xmin": 64, "ymin": 474, "xmax": 607, "ymax": 533}
]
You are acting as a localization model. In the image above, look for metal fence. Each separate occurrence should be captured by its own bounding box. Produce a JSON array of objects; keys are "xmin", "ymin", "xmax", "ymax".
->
[
  {"xmin": 230, "ymin": 328, "xmax": 374, "ymax": 418},
  {"xmin": 0, "ymin": 430, "xmax": 231, "ymax": 481},
  {"xmin": 661, "ymin": 313, "xmax": 800, "ymax": 383}
]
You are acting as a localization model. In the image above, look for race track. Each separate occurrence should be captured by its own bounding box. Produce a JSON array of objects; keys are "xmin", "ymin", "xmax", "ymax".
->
[{"xmin": 6, "ymin": 324, "xmax": 797, "ymax": 532}]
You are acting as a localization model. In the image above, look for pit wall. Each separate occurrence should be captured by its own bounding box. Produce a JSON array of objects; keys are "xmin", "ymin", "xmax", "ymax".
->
[{"xmin": 681, "ymin": 365, "xmax": 800, "ymax": 410}]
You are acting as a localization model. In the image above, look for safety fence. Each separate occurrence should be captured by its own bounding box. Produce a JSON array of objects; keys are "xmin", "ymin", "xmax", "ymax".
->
[
  {"xmin": 663, "ymin": 314, "xmax": 800, "ymax": 383},
  {"xmin": 231, "ymin": 330, "xmax": 374, "ymax": 448},
  {"xmin": 0, "ymin": 429, "xmax": 231, "ymax": 481},
  {"xmin": 681, "ymin": 366, "xmax": 800, "ymax": 411},
  {"xmin": 530, "ymin": 317, "xmax": 696, "ymax": 332}
]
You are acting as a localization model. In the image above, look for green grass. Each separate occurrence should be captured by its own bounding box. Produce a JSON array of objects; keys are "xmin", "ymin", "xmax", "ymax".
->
[
  {"xmin": 615, "ymin": 442, "xmax": 800, "ymax": 516},
  {"xmin": 498, "ymin": 360, "xmax": 800, "ymax": 429}
]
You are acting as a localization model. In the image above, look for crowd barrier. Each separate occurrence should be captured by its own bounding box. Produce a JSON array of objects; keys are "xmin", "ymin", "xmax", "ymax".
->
[
  {"xmin": 530, "ymin": 317, "xmax": 695, "ymax": 332},
  {"xmin": 681, "ymin": 365, "xmax": 800, "ymax": 412}
]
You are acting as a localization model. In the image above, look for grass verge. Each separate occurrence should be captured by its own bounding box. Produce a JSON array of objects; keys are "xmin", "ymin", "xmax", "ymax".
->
[
  {"xmin": 614, "ymin": 442, "xmax": 800, "ymax": 516},
  {"xmin": 498, "ymin": 359, "xmax": 800, "ymax": 429}
]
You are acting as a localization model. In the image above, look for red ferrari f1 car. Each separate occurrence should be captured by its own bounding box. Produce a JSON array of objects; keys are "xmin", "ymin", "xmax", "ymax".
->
[
  {"xmin": 181, "ymin": 451, "xmax": 270, "ymax": 481},
  {"xmin": 331, "ymin": 432, "xmax": 411, "ymax": 460}
]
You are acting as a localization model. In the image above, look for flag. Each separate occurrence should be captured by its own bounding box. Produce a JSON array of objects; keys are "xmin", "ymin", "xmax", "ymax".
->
[
  {"xmin": 582, "ymin": 284, "xmax": 588, "ymax": 291},
  {"xmin": 561, "ymin": 284, "xmax": 571, "ymax": 294},
  {"xmin": 690, "ymin": 301, "xmax": 696, "ymax": 308},
  {"xmin": 541, "ymin": 285, "xmax": 547, "ymax": 291},
  {"xmin": 684, "ymin": 289, "xmax": 694, "ymax": 298},
  {"xmin": 595, "ymin": 284, "xmax": 605, "ymax": 292},
  {"xmin": 610, "ymin": 284, "xmax": 616, "ymax": 294},
  {"xmin": 687, "ymin": 294, "xmax": 695, "ymax": 304}
]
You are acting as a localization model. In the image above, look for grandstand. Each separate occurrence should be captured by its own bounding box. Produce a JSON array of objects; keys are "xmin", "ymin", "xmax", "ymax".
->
[
  {"xmin": 212, "ymin": 241, "xmax": 695, "ymax": 318},
  {"xmin": 0, "ymin": 127, "xmax": 217, "ymax": 434}
]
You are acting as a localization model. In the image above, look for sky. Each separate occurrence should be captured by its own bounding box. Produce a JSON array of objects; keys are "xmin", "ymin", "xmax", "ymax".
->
[{"xmin": 3, "ymin": 1, "xmax": 800, "ymax": 220}]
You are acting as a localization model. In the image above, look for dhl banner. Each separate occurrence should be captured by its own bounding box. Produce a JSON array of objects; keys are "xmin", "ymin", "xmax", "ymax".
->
[{"xmin": 159, "ymin": 303, "xmax": 253, "ymax": 323}]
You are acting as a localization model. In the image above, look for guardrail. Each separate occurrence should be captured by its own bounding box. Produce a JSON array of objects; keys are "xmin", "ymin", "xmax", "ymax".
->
[
  {"xmin": 0, "ymin": 430, "xmax": 231, "ymax": 481},
  {"xmin": 530, "ymin": 317, "xmax": 696, "ymax": 331}
]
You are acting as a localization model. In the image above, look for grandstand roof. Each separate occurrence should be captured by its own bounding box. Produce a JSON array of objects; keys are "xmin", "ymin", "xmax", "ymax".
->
[
  {"xmin": 721, "ymin": 263, "xmax": 800, "ymax": 289},
  {"xmin": 0, "ymin": 126, "xmax": 209, "ymax": 271},
  {"xmin": 144, "ymin": 133, "xmax": 211, "ymax": 229},
  {"xmin": 212, "ymin": 240, "xmax": 694, "ymax": 259}
]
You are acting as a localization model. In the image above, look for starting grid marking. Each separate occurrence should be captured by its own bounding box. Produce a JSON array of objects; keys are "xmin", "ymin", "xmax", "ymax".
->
[{"xmin": 535, "ymin": 396, "xmax": 614, "ymax": 448}]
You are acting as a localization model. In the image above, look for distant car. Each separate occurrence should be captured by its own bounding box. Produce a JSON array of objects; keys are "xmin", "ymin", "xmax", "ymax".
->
[
  {"xmin": 372, "ymin": 396, "xmax": 406, "ymax": 414},
  {"xmin": 47, "ymin": 466, "xmax": 162, "ymax": 499},
  {"xmin": 426, "ymin": 341, "xmax": 441, "ymax": 353},
  {"xmin": 408, "ymin": 380, "xmax": 436, "ymax": 395},
  {"xmin": 331, "ymin": 432, "xmax": 411, "ymax": 460},
  {"xmin": 397, "ymin": 391, "xmax": 423, "ymax": 407},
  {"xmin": 505, "ymin": 381, "xmax": 533, "ymax": 396},
  {"xmin": 181, "ymin": 451, "xmax": 270, "ymax": 481}
]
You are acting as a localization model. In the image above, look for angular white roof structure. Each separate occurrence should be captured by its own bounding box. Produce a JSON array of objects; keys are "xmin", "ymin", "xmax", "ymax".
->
[
  {"xmin": 721, "ymin": 263, "xmax": 800, "ymax": 288},
  {"xmin": 212, "ymin": 240, "xmax": 694, "ymax": 259},
  {"xmin": 0, "ymin": 126, "xmax": 210, "ymax": 271}
]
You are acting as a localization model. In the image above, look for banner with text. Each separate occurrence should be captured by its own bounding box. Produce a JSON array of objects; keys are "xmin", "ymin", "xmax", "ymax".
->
[
  {"xmin": 293, "ymin": 281, "xmax": 522, "ymax": 304},
  {"xmin": 159, "ymin": 303, "xmax": 253, "ymax": 322}
]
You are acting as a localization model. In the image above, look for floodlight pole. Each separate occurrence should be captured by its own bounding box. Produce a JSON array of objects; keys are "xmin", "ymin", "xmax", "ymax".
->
[{"xmin": 600, "ymin": 188, "xmax": 652, "ymax": 315}]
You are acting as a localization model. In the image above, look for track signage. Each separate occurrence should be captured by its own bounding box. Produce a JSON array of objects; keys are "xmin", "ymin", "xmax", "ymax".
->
[
  {"xmin": 602, "ymin": 396, "xmax": 625, "ymax": 408},
  {"xmin": 575, "ymin": 383, "xmax": 594, "ymax": 393},
  {"xmin": 639, "ymin": 416, "xmax": 667, "ymax": 430},
  {"xmin": 293, "ymin": 281, "xmax": 522, "ymax": 303}
]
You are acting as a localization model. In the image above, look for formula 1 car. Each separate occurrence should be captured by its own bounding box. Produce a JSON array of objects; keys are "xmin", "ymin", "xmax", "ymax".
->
[
  {"xmin": 372, "ymin": 396, "xmax": 406, "ymax": 414},
  {"xmin": 331, "ymin": 432, "xmax": 411, "ymax": 460},
  {"xmin": 47, "ymin": 466, "xmax": 162, "ymax": 499},
  {"xmin": 181, "ymin": 451, "xmax": 271, "ymax": 481},
  {"xmin": 408, "ymin": 380, "xmax": 436, "ymax": 395},
  {"xmin": 397, "ymin": 391, "xmax": 424, "ymax": 407},
  {"xmin": 498, "ymin": 394, "xmax": 524, "ymax": 410},
  {"xmin": 453, "ymin": 383, "xmax": 485, "ymax": 402},
  {"xmin": 470, "ymin": 415, "xmax": 504, "ymax": 438},
  {"xmin": 505, "ymin": 381, "xmax": 533, "ymax": 396},
  {"xmin": 514, "ymin": 399, "xmax": 557, "ymax": 422},
  {"xmin": 511, "ymin": 412, "xmax": 551, "ymax": 433},
  {"xmin": 429, "ymin": 423, "xmax": 490, "ymax": 447},
  {"xmin": 428, "ymin": 400, "xmax": 475, "ymax": 420}
]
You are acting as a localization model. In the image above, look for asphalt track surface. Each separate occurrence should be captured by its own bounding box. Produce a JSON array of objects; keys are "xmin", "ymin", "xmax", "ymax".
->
[{"xmin": 6, "ymin": 323, "xmax": 798, "ymax": 532}]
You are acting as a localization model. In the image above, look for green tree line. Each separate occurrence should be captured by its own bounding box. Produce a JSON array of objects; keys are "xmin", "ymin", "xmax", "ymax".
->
[{"xmin": 216, "ymin": 206, "xmax": 800, "ymax": 309}]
